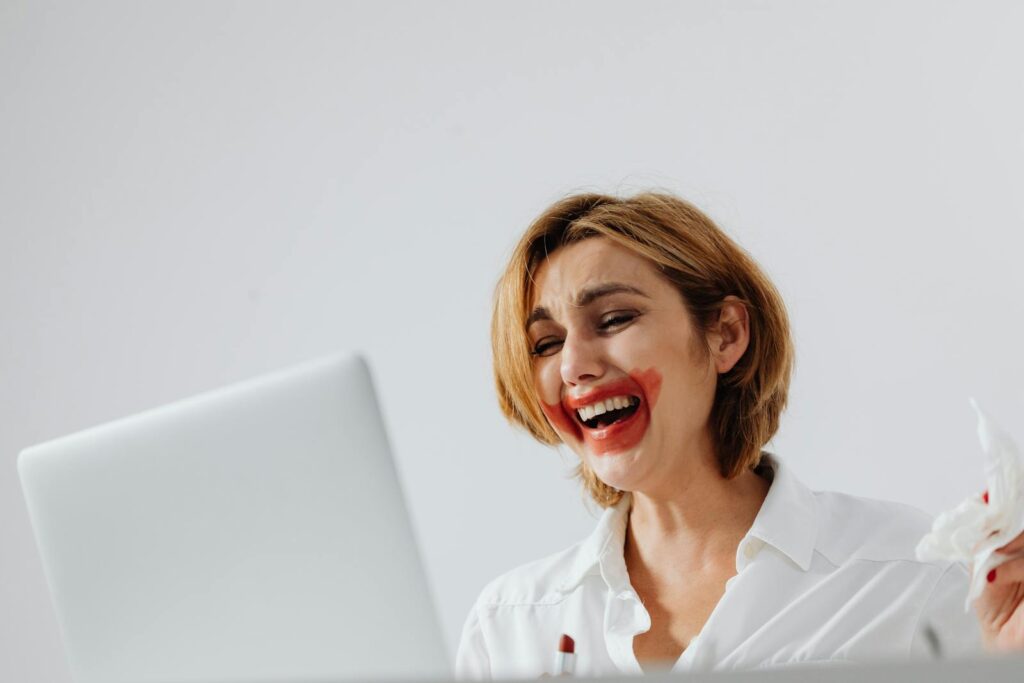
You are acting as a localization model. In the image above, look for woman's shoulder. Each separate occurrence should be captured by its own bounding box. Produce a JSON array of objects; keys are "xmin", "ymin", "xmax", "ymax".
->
[
  {"xmin": 457, "ymin": 537, "xmax": 604, "ymax": 679},
  {"xmin": 471, "ymin": 540, "xmax": 593, "ymax": 609},
  {"xmin": 470, "ymin": 498, "xmax": 627, "ymax": 610},
  {"xmin": 812, "ymin": 488, "xmax": 942, "ymax": 566},
  {"xmin": 766, "ymin": 456, "xmax": 949, "ymax": 570}
]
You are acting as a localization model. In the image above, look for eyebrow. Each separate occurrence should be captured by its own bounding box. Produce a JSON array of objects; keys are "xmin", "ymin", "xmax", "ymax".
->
[{"xmin": 526, "ymin": 283, "xmax": 651, "ymax": 328}]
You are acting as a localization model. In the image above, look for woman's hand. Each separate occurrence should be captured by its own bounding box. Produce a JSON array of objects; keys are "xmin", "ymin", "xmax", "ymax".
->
[{"xmin": 974, "ymin": 531, "xmax": 1024, "ymax": 651}]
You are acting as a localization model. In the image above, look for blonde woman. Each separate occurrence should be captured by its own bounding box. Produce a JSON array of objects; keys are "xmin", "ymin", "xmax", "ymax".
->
[{"xmin": 455, "ymin": 192, "xmax": 1024, "ymax": 678}]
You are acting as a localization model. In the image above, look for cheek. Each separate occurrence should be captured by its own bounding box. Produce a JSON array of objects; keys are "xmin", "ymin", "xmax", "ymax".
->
[
  {"xmin": 630, "ymin": 367, "xmax": 663, "ymax": 409},
  {"xmin": 540, "ymin": 399, "xmax": 578, "ymax": 437},
  {"xmin": 533, "ymin": 361, "xmax": 561, "ymax": 404},
  {"xmin": 535, "ymin": 362, "xmax": 580, "ymax": 439}
]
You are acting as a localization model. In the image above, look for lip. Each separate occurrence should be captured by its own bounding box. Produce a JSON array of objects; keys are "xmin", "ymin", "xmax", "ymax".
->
[{"xmin": 563, "ymin": 378, "xmax": 643, "ymax": 412}]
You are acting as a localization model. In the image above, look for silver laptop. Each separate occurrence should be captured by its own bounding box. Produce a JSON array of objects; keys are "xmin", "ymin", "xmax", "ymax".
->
[{"xmin": 18, "ymin": 353, "xmax": 449, "ymax": 683}]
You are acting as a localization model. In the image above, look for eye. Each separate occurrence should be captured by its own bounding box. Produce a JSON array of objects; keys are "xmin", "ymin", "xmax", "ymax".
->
[
  {"xmin": 531, "ymin": 337, "xmax": 563, "ymax": 357},
  {"xmin": 598, "ymin": 311, "xmax": 637, "ymax": 331}
]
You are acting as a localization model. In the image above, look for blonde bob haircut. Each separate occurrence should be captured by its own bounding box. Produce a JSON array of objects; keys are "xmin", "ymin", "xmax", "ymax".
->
[{"xmin": 491, "ymin": 192, "xmax": 795, "ymax": 507}]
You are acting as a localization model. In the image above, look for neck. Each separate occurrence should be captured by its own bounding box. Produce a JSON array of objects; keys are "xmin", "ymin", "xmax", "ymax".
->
[{"xmin": 625, "ymin": 446, "xmax": 770, "ymax": 570}]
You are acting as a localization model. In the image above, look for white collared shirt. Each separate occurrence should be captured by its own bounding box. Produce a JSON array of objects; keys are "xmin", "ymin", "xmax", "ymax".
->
[{"xmin": 455, "ymin": 455, "xmax": 981, "ymax": 678}]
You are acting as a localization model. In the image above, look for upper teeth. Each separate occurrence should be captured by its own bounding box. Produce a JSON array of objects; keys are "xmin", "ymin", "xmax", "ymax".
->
[{"xmin": 576, "ymin": 396, "xmax": 636, "ymax": 423}]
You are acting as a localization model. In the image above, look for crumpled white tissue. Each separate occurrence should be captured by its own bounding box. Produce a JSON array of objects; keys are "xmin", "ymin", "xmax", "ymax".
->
[{"xmin": 915, "ymin": 399, "xmax": 1024, "ymax": 609}]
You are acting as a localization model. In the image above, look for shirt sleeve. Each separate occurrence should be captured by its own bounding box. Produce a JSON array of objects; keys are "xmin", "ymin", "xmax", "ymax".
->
[
  {"xmin": 455, "ymin": 598, "xmax": 492, "ymax": 680},
  {"xmin": 910, "ymin": 561, "xmax": 982, "ymax": 659}
]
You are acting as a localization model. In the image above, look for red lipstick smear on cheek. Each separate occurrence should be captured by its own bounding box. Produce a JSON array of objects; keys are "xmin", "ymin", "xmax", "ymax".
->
[
  {"xmin": 540, "ymin": 399, "xmax": 582, "ymax": 441},
  {"xmin": 630, "ymin": 367, "xmax": 662, "ymax": 409}
]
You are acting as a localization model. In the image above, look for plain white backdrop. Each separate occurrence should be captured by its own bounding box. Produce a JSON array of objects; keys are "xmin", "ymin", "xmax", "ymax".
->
[{"xmin": 2, "ymin": 2, "xmax": 1023, "ymax": 680}]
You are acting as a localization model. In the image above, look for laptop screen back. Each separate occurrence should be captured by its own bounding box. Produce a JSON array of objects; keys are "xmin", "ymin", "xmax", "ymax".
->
[{"xmin": 19, "ymin": 354, "xmax": 448, "ymax": 683}]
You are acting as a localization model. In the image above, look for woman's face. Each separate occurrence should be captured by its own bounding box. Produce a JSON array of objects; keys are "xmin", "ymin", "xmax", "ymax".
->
[{"xmin": 527, "ymin": 237, "xmax": 724, "ymax": 493}]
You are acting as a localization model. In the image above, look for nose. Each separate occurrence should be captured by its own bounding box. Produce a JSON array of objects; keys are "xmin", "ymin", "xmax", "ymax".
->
[{"xmin": 559, "ymin": 331, "xmax": 605, "ymax": 387}]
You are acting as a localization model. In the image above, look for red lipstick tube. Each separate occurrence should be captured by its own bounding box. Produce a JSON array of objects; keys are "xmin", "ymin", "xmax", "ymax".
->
[{"xmin": 554, "ymin": 633, "xmax": 575, "ymax": 675}]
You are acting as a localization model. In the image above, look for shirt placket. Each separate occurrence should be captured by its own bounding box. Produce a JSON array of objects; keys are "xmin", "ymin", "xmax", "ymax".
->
[
  {"xmin": 603, "ymin": 585, "xmax": 647, "ymax": 675},
  {"xmin": 597, "ymin": 536, "xmax": 647, "ymax": 675},
  {"xmin": 672, "ymin": 534, "xmax": 765, "ymax": 672}
]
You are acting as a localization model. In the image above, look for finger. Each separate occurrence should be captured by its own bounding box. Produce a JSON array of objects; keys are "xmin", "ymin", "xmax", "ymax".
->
[
  {"xmin": 987, "ymin": 556, "xmax": 1024, "ymax": 586},
  {"xmin": 996, "ymin": 530, "xmax": 1024, "ymax": 555}
]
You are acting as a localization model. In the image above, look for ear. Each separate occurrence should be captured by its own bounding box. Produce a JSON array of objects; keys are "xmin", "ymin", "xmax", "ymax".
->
[{"xmin": 707, "ymin": 295, "xmax": 750, "ymax": 374}]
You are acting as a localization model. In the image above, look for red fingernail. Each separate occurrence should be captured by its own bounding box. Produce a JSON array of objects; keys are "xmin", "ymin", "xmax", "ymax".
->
[
  {"xmin": 983, "ymin": 490, "xmax": 989, "ymax": 504},
  {"xmin": 987, "ymin": 569, "xmax": 997, "ymax": 583}
]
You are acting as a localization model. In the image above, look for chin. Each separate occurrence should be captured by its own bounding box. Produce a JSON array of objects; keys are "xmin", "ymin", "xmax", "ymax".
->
[{"xmin": 584, "ymin": 449, "xmax": 646, "ymax": 493}]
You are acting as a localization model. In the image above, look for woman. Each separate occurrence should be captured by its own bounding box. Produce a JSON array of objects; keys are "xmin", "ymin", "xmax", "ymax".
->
[{"xmin": 455, "ymin": 192, "xmax": 1024, "ymax": 678}]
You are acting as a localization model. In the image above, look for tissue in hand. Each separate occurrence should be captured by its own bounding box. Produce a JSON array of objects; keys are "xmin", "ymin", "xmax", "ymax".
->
[{"xmin": 915, "ymin": 399, "xmax": 1024, "ymax": 608}]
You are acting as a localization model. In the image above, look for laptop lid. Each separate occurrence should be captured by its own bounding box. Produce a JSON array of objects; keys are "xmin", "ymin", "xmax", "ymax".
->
[{"xmin": 19, "ymin": 353, "xmax": 448, "ymax": 683}]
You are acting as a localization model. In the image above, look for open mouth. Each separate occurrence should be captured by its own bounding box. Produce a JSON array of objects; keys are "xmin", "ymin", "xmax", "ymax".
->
[{"xmin": 575, "ymin": 395, "xmax": 641, "ymax": 430}]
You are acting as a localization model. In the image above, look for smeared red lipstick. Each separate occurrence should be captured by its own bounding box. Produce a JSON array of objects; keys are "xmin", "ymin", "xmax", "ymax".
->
[
  {"xmin": 540, "ymin": 367, "xmax": 664, "ymax": 456},
  {"xmin": 563, "ymin": 378, "xmax": 637, "ymax": 411},
  {"xmin": 632, "ymin": 367, "xmax": 662, "ymax": 408},
  {"xmin": 540, "ymin": 399, "xmax": 582, "ymax": 441}
]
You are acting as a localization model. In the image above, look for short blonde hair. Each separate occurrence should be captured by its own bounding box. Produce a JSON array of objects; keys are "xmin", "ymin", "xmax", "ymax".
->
[{"xmin": 491, "ymin": 192, "xmax": 795, "ymax": 507}]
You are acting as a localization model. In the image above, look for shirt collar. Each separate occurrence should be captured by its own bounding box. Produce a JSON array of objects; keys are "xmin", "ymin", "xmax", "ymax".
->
[
  {"xmin": 743, "ymin": 453, "xmax": 819, "ymax": 571},
  {"xmin": 559, "ymin": 493, "xmax": 631, "ymax": 594},
  {"xmin": 557, "ymin": 454, "xmax": 819, "ymax": 593}
]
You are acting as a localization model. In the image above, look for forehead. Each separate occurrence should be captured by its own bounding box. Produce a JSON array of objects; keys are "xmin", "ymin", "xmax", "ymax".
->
[{"xmin": 531, "ymin": 237, "xmax": 662, "ymax": 306}]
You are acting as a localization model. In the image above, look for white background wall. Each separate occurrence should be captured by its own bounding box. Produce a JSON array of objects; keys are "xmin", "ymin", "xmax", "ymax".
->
[{"xmin": 2, "ymin": 1, "xmax": 1023, "ymax": 680}]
